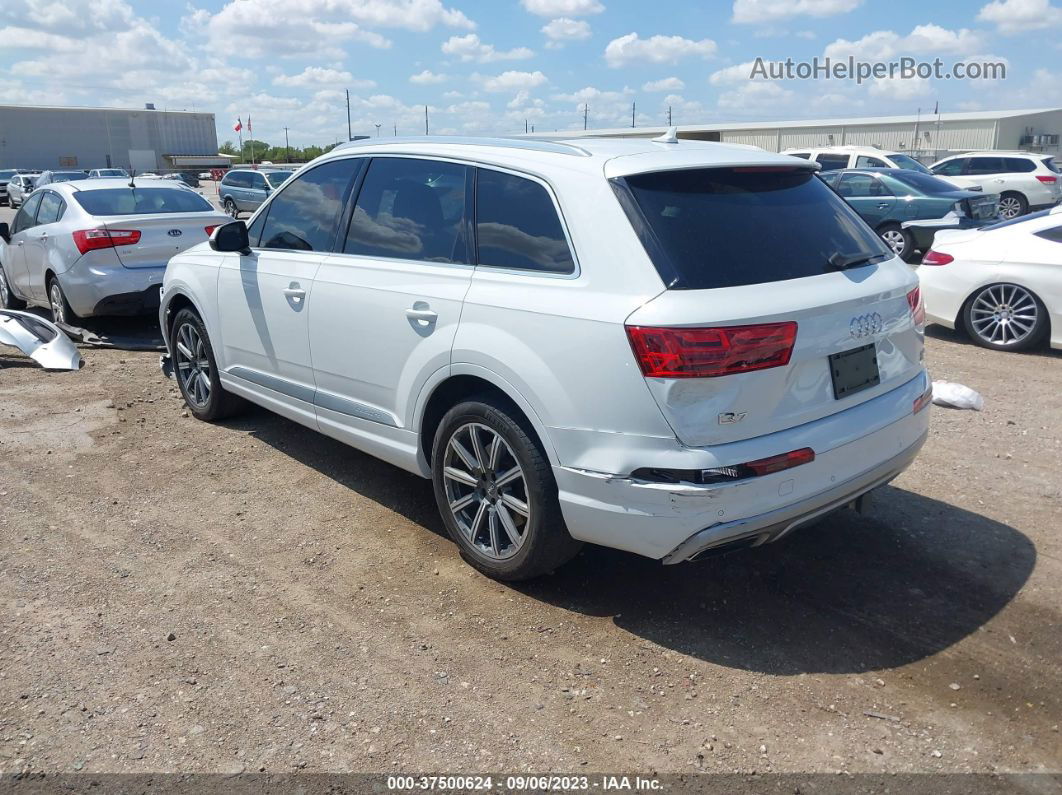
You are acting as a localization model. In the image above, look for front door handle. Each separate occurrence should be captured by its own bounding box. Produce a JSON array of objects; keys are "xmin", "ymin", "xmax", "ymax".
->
[
  {"xmin": 405, "ymin": 305, "xmax": 438, "ymax": 323},
  {"xmin": 282, "ymin": 284, "xmax": 306, "ymax": 303}
]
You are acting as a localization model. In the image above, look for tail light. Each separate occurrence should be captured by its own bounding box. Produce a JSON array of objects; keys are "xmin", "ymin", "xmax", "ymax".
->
[
  {"xmin": 72, "ymin": 228, "xmax": 141, "ymax": 254},
  {"xmin": 952, "ymin": 200, "xmax": 968, "ymax": 217},
  {"xmin": 1035, "ymin": 175, "xmax": 1058, "ymax": 184},
  {"xmin": 922, "ymin": 250, "xmax": 953, "ymax": 266},
  {"xmin": 632, "ymin": 447, "xmax": 815, "ymax": 485},
  {"xmin": 907, "ymin": 286, "xmax": 925, "ymax": 329},
  {"xmin": 205, "ymin": 225, "xmax": 220, "ymax": 236},
  {"xmin": 626, "ymin": 322, "xmax": 797, "ymax": 378},
  {"xmin": 913, "ymin": 381, "xmax": 933, "ymax": 414}
]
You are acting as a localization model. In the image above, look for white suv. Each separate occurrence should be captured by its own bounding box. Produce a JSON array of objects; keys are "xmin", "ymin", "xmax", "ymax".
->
[
  {"xmin": 782, "ymin": 145, "xmax": 932, "ymax": 174},
  {"xmin": 930, "ymin": 151, "xmax": 1061, "ymax": 219},
  {"xmin": 160, "ymin": 137, "xmax": 930, "ymax": 580}
]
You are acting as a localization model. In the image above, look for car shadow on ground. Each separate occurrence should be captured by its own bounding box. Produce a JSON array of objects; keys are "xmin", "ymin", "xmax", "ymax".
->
[
  {"xmin": 926, "ymin": 324, "xmax": 1062, "ymax": 359},
  {"xmin": 230, "ymin": 406, "xmax": 1035, "ymax": 676}
]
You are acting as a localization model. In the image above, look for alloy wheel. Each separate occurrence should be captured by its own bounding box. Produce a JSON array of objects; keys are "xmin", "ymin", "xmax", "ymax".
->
[
  {"xmin": 442, "ymin": 422, "xmax": 530, "ymax": 561},
  {"xmin": 49, "ymin": 283, "xmax": 66, "ymax": 325},
  {"xmin": 0, "ymin": 269, "xmax": 10, "ymax": 308},
  {"xmin": 174, "ymin": 321, "xmax": 212, "ymax": 408},
  {"xmin": 880, "ymin": 229, "xmax": 906, "ymax": 255},
  {"xmin": 969, "ymin": 284, "xmax": 1038, "ymax": 346},
  {"xmin": 998, "ymin": 196, "xmax": 1023, "ymax": 220}
]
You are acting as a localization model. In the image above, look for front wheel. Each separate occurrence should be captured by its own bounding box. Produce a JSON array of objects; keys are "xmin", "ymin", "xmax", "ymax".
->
[
  {"xmin": 879, "ymin": 224, "xmax": 912, "ymax": 261},
  {"xmin": 171, "ymin": 308, "xmax": 246, "ymax": 420},
  {"xmin": 431, "ymin": 398, "xmax": 581, "ymax": 581},
  {"xmin": 963, "ymin": 283, "xmax": 1048, "ymax": 352}
]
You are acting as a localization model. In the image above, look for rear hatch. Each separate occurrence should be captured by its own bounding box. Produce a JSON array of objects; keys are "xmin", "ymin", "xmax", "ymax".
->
[
  {"xmin": 70, "ymin": 185, "xmax": 226, "ymax": 268},
  {"xmin": 614, "ymin": 164, "xmax": 924, "ymax": 447}
]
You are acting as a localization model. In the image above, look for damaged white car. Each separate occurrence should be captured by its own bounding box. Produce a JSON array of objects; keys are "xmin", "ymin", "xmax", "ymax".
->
[{"xmin": 160, "ymin": 135, "xmax": 930, "ymax": 580}]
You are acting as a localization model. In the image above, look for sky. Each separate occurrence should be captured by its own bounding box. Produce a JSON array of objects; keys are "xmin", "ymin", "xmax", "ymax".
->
[{"xmin": 1, "ymin": 0, "xmax": 1060, "ymax": 149}]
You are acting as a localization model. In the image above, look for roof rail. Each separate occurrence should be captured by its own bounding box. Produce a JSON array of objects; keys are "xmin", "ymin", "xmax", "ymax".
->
[{"xmin": 332, "ymin": 136, "xmax": 592, "ymax": 157}]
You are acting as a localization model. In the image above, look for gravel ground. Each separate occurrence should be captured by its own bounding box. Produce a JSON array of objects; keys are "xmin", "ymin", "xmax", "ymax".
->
[{"xmin": 0, "ymin": 301, "xmax": 1060, "ymax": 776}]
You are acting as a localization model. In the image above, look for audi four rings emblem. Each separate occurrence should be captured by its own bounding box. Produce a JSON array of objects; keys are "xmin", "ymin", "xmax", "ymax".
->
[
  {"xmin": 850, "ymin": 313, "xmax": 883, "ymax": 338},
  {"xmin": 167, "ymin": 229, "xmax": 183, "ymax": 237}
]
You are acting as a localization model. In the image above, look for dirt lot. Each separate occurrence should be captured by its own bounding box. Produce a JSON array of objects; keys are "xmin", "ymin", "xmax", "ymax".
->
[{"xmin": 1, "ymin": 320, "xmax": 1060, "ymax": 776}]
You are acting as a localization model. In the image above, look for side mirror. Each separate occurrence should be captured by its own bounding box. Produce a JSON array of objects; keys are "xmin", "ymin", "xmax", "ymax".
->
[
  {"xmin": 209, "ymin": 221, "xmax": 251, "ymax": 255},
  {"xmin": 0, "ymin": 222, "xmax": 10, "ymax": 244}
]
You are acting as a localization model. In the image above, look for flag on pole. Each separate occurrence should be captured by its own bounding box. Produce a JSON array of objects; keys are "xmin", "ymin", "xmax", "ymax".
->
[
  {"xmin": 247, "ymin": 115, "xmax": 252, "ymax": 135},
  {"xmin": 234, "ymin": 117, "xmax": 242, "ymax": 132}
]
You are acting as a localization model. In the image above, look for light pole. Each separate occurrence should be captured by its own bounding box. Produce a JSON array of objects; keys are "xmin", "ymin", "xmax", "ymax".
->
[{"xmin": 375, "ymin": 123, "xmax": 381, "ymax": 137}]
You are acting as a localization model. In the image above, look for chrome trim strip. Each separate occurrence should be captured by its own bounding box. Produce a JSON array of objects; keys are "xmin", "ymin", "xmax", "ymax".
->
[
  {"xmin": 662, "ymin": 431, "xmax": 928, "ymax": 564},
  {"xmin": 314, "ymin": 390, "xmax": 396, "ymax": 427},
  {"xmin": 227, "ymin": 366, "xmax": 315, "ymax": 403}
]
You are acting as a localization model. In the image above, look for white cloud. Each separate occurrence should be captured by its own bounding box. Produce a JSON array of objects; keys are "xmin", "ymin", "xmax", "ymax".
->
[
  {"xmin": 732, "ymin": 0, "xmax": 861, "ymax": 23},
  {"xmin": 541, "ymin": 17, "xmax": 591, "ymax": 47},
  {"xmin": 409, "ymin": 69, "xmax": 448, "ymax": 84},
  {"xmin": 481, "ymin": 70, "xmax": 548, "ymax": 92},
  {"xmin": 273, "ymin": 67, "xmax": 374, "ymax": 88},
  {"xmin": 977, "ymin": 0, "xmax": 1062, "ymax": 33},
  {"xmin": 868, "ymin": 75, "xmax": 933, "ymax": 100},
  {"xmin": 520, "ymin": 0, "xmax": 604, "ymax": 16},
  {"xmin": 708, "ymin": 61, "xmax": 759, "ymax": 85},
  {"xmin": 604, "ymin": 33, "xmax": 716, "ymax": 67},
  {"xmin": 442, "ymin": 33, "xmax": 534, "ymax": 62},
  {"xmin": 717, "ymin": 81, "xmax": 794, "ymax": 110},
  {"xmin": 643, "ymin": 76, "xmax": 685, "ymax": 92},
  {"xmin": 824, "ymin": 24, "xmax": 983, "ymax": 60}
]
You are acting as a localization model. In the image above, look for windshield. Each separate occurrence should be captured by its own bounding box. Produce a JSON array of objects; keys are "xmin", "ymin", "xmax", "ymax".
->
[
  {"xmin": 617, "ymin": 167, "xmax": 890, "ymax": 290},
  {"xmin": 887, "ymin": 154, "xmax": 931, "ymax": 174},
  {"xmin": 73, "ymin": 187, "xmax": 214, "ymax": 216},
  {"xmin": 0, "ymin": 170, "xmax": 18, "ymax": 180},
  {"xmin": 880, "ymin": 170, "xmax": 963, "ymax": 194},
  {"xmin": 96, "ymin": 169, "xmax": 127, "ymax": 177}
]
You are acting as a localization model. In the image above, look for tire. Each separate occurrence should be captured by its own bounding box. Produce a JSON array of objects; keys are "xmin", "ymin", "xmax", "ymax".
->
[
  {"xmin": 878, "ymin": 223, "xmax": 912, "ymax": 261},
  {"xmin": 223, "ymin": 197, "xmax": 239, "ymax": 218},
  {"xmin": 47, "ymin": 277, "xmax": 79, "ymax": 326},
  {"xmin": 997, "ymin": 192, "xmax": 1028, "ymax": 220},
  {"xmin": 431, "ymin": 397, "xmax": 582, "ymax": 581},
  {"xmin": 963, "ymin": 283, "xmax": 1048, "ymax": 352},
  {"xmin": 0, "ymin": 263, "xmax": 26, "ymax": 310},
  {"xmin": 170, "ymin": 307, "xmax": 246, "ymax": 421}
]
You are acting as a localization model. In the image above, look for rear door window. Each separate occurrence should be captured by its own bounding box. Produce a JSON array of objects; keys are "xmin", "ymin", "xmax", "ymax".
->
[
  {"xmin": 474, "ymin": 168, "xmax": 574, "ymax": 274},
  {"xmin": 36, "ymin": 191, "xmax": 64, "ymax": 224},
  {"xmin": 344, "ymin": 157, "xmax": 470, "ymax": 264},
  {"xmin": 616, "ymin": 167, "xmax": 889, "ymax": 290},
  {"xmin": 932, "ymin": 159, "xmax": 966, "ymax": 177},
  {"xmin": 258, "ymin": 158, "xmax": 360, "ymax": 252},
  {"xmin": 814, "ymin": 154, "xmax": 850, "ymax": 171},
  {"xmin": 966, "ymin": 157, "xmax": 1005, "ymax": 175},
  {"xmin": 837, "ymin": 173, "xmax": 891, "ymax": 197}
]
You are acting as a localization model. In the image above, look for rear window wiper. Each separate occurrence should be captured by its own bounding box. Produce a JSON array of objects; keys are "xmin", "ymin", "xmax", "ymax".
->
[{"xmin": 827, "ymin": 251, "xmax": 889, "ymax": 271}]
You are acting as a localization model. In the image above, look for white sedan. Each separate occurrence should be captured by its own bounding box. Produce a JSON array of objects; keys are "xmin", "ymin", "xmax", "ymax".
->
[{"xmin": 919, "ymin": 206, "xmax": 1062, "ymax": 351}]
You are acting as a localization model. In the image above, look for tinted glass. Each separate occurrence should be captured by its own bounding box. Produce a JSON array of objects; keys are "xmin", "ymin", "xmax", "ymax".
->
[
  {"xmin": 223, "ymin": 172, "xmax": 247, "ymax": 188},
  {"xmin": 266, "ymin": 172, "xmax": 289, "ymax": 189},
  {"xmin": 1003, "ymin": 157, "xmax": 1036, "ymax": 173},
  {"xmin": 787, "ymin": 152, "xmax": 810, "ymax": 159},
  {"xmin": 837, "ymin": 173, "xmax": 891, "ymax": 197},
  {"xmin": 36, "ymin": 192, "xmax": 63, "ymax": 224},
  {"xmin": 967, "ymin": 157, "xmax": 1005, "ymax": 174},
  {"xmin": 475, "ymin": 169, "xmax": 573, "ymax": 273},
  {"xmin": 249, "ymin": 172, "xmax": 267, "ymax": 190},
  {"xmin": 815, "ymin": 154, "xmax": 850, "ymax": 171},
  {"xmin": 344, "ymin": 157, "xmax": 469, "ymax": 263},
  {"xmin": 73, "ymin": 188, "xmax": 213, "ymax": 215},
  {"xmin": 880, "ymin": 171, "xmax": 961, "ymax": 195},
  {"xmin": 887, "ymin": 154, "xmax": 931, "ymax": 173},
  {"xmin": 0, "ymin": 170, "xmax": 17, "ymax": 180},
  {"xmin": 619, "ymin": 167, "xmax": 890, "ymax": 290},
  {"xmin": 259, "ymin": 158, "xmax": 358, "ymax": 252},
  {"xmin": 51, "ymin": 172, "xmax": 86, "ymax": 182},
  {"xmin": 246, "ymin": 211, "xmax": 266, "ymax": 247},
  {"xmin": 1043, "ymin": 158, "xmax": 1060, "ymax": 174},
  {"xmin": 1035, "ymin": 225, "xmax": 1062, "ymax": 243},
  {"xmin": 932, "ymin": 159, "xmax": 966, "ymax": 176},
  {"xmin": 855, "ymin": 156, "xmax": 887, "ymax": 168},
  {"xmin": 13, "ymin": 193, "xmax": 43, "ymax": 234}
]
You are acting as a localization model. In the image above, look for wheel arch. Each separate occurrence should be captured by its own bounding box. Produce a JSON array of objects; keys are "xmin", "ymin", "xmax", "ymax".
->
[
  {"xmin": 415, "ymin": 367, "xmax": 560, "ymax": 472},
  {"xmin": 161, "ymin": 288, "xmax": 209, "ymax": 349}
]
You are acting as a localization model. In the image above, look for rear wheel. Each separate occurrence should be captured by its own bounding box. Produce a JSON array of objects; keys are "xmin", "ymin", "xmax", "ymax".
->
[
  {"xmin": 963, "ymin": 283, "xmax": 1047, "ymax": 351},
  {"xmin": 171, "ymin": 308, "xmax": 246, "ymax": 421},
  {"xmin": 431, "ymin": 398, "xmax": 581, "ymax": 581},
  {"xmin": 997, "ymin": 192, "xmax": 1028, "ymax": 220},
  {"xmin": 223, "ymin": 197, "xmax": 239, "ymax": 218},
  {"xmin": 879, "ymin": 223, "xmax": 912, "ymax": 260},
  {"xmin": 0, "ymin": 264, "xmax": 26, "ymax": 310},
  {"xmin": 47, "ymin": 277, "xmax": 78, "ymax": 326}
]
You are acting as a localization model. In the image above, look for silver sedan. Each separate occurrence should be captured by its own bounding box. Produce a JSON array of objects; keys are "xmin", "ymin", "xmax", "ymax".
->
[
  {"xmin": 0, "ymin": 179, "xmax": 229, "ymax": 323},
  {"xmin": 6, "ymin": 174, "xmax": 40, "ymax": 208}
]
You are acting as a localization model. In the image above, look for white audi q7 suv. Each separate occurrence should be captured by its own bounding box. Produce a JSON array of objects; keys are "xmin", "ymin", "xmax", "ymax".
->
[{"xmin": 160, "ymin": 135, "xmax": 931, "ymax": 580}]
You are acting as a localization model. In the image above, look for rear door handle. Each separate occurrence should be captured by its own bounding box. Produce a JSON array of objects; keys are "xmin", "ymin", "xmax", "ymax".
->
[
  {"xmin": 405, "ymin": 307, "xmax": 438, "ymax": 323},
  {"xmin": 877, "ymin": 202, "xmax": 890, "ymax": 209},
  {"xmin": 282, "ymin": 285, "xmax": 306, "ymax": 303}
]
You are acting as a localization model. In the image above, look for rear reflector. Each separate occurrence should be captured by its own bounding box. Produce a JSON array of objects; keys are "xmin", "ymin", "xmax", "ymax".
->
[
  {"xmin": 72, "ymin": 228, "xmax": 141, "ymax": 255},
  {"xmin": 907, "ymin": 286, "xmax": 925, "ymax": 329},
  {"xmin": 743, "ymin": 447, "xmax": 815, "ymax": 477},
  {"xmin": 626, "ymin": 322, "xmax": 797, "ymax": 378},
  {"xmin": 1036, "ymin": 175, "xmax": 1058, "ymax": 184},
  {"xmin": 921, "ymin": 250, "xmax": 953, "ymax": 266},
  {"xmin": 913, "ymin": 382, "xmax": 933, "ymax": 414}
]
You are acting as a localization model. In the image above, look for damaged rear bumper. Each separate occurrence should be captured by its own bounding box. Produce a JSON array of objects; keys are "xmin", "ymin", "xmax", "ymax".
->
[{"xmin": 0, "ymin": 310, "xmax": 83, "ymax": 371}]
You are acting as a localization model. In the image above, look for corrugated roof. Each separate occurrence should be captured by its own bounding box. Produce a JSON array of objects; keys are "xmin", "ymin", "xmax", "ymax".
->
[{"xmin": 0, "ymin": 103, "xmax": 212, "ymax": 116}]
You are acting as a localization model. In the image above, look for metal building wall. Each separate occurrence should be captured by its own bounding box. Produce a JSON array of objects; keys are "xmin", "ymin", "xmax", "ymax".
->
[{"xmin": 0, "ymin": 106, "xmax": 217, "ymax": 170}]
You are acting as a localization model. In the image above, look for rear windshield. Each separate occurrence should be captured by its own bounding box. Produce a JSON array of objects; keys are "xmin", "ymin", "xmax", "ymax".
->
[
  {"xmin": 1044, "ymin": 158, "xmax": 1060, "ymax": 174},
  {"xmin": 617, "ymin": 167, "xmax": 889, "ymax": 290},
  {"xmin": 73, "ymin": 187, "xmax": 214, "ymax": 216},
  {"xmin": 887, "ymin": 154, "xmax": 931, "ymax": 174},
  {"xmin": 51, "ymin": 172, "xmax": 86, "ymax": 182}
]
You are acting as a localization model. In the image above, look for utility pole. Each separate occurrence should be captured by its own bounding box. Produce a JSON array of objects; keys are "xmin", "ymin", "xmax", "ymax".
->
[
  {"xmin": 525, "ymin": 119, "xmax": 528, "ymax": 133},
  {"xmin": 912, "ymin": 107, "xmax": 921, "ymax": 158},
  {"xmin": 346, "ymin": 89, "xmax": 352, "ymax": 142},
  {"xmin": 631, "ymin": 101, "xmax": 636, "ymax": 128},
  {"xmin": 425, "ymin": 105, "xmax": 429, "ymax": 135},
  {"xmin": 375, "ymin": 123, "xmax": 381, "ymax": 137},
  {"xmin": 583, "ymin": 103, "xmax": 588, "ymax": 130},
  {"xmin": 667, "ymin": 105, "xmax": 672, "ymax": 126},
  {"xmin": 394, "ymin": 122, "xmax": 397, "ymax": 136},
  {"xmin": 284, "ymin": 126, "xmax": 290, "ymax": 162}
]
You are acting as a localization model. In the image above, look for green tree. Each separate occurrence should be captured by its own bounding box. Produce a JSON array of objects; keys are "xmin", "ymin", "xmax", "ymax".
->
[{"xmin": 218, "ymin": 140, "xmax": 237, "ymax": 155}]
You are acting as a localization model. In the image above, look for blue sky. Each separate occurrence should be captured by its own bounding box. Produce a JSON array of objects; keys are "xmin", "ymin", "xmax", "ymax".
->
[{"xmin": 1, "ymin": 0, "xmax": 1060, "ymax": 148}]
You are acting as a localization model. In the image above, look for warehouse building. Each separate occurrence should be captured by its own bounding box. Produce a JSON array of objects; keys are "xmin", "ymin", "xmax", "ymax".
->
[
  {"xmin": 0, "ymin": 104, "xmax": 232, "ymax": 172},
  {"xmin": 538, "ymin": 107, "xmax": 1062, "ymax": 162}
]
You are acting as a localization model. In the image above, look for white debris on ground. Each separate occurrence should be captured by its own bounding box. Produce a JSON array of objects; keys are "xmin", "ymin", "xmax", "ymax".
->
[{"xmin": 932, "ymin": 381, "xmax": 985, "ymax": 411}]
